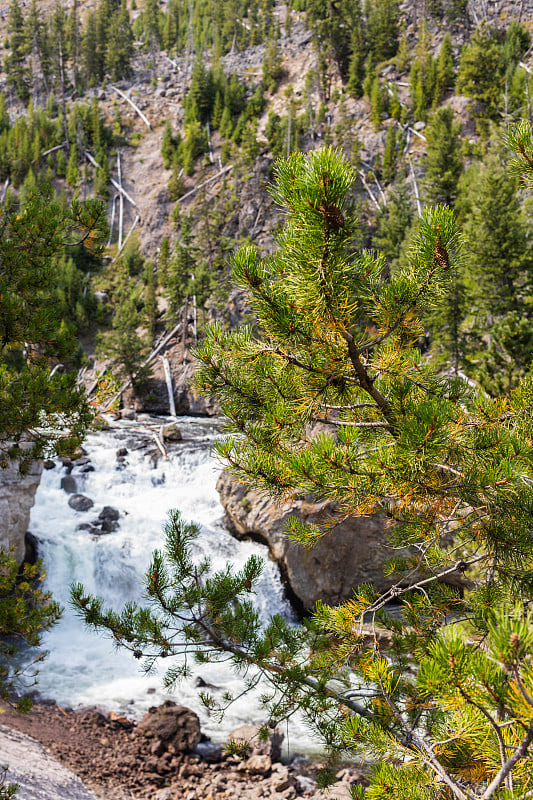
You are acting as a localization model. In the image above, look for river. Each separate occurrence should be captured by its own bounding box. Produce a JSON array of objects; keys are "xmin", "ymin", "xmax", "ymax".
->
[{"xmin": 28, "ymin": 415, "xmax": 321, "ymax": 753}]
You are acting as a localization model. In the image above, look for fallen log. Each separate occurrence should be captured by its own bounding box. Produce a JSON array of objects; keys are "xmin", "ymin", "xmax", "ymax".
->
[{"xmin": 111, "ymin": 85, "xmax": 152, "ymax": 130}]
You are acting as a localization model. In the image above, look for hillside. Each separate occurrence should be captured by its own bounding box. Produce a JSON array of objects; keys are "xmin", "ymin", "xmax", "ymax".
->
[{"xmin": 1, "ymin": 0, "xmax": 533, "ymax": 410}]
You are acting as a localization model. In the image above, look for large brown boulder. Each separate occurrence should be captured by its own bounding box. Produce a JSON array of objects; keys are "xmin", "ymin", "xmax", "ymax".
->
[
  {"xmin": 136, "ymin": 701, "xmax": 201, "ymax": 753},
  {"xmin": 217, "ymin": 472, "xmax": 393, "ymax": 610}
]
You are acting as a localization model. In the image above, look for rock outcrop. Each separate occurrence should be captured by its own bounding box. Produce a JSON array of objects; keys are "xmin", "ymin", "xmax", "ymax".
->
[
  {"xmin": 217, "ymin": 472, "xmax": 392, "ymax": 610},
  {"xmin": 0, "ymin": 723, "xmax": 100, "ymax": 800},
  {"xmin": 0, "ymin": 459, "xmax": 43, "ymax": 564}
]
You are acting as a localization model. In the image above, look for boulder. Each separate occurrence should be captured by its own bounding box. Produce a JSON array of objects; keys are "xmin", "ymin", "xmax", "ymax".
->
[
  {"xmin": 162, "ymin": 422, "xmax": 182, "ymax": 442},
  {"xmin": 68, "ymin": 494, "xmax": 94, "ymax": 512},
  {"xmin": 0, "ymin": 458, "xmax": 43, "ymax": 565},
  {"xmin": 228, "ymin": 723, "xmax": 283, "ymax": 761},
  {"xmin": 137, "ymin": 701, "xmax": 201, "ymax": 753},
  {"xmin": 98, "ymin": 506, "xmax": 120, "ymax": 522},
  {"xmin": 242, "ymin": 754, "xmax": 272, "ymax": 775},
  {"xmin": 217, "ymin": 472, "xmax": 391, "ymax": 610},
  {"xmin": 61, "ymin": 475, "xmax": 78, "ymax": 494}
]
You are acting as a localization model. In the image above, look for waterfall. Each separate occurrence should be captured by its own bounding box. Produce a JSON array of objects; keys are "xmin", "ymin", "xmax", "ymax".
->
[{"xmin": 28, "ymin": 416, "xmax": 319, "ymax": 751}]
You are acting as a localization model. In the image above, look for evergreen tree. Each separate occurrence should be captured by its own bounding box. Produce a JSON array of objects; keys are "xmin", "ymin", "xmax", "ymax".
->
[
  {"xmin": 144, "ymin": 263, "xmax": 158, "ymax": 343},
  {"xmin": 68, "ymin": 0, "xmax": 81, "ymax": 90},
  {"xmin": 433, "ymin": 32, "xmax": 454, "ymax": 105},
  {"xmin": 99, "ymin": 272, "xmax": 152, "ymax": 390},
  {"xmin": 0, "ymin": 548, "xmax": 61, "ymax": 712},
  {"xmin": 77, "ymin": 143, "xmax": 533, "ymax": 798},
  {"xmin": 105, "ymin": 0, "xmax": 133, "ymax": 80},
  {"xmin": 459, "ymin": 150, "xmax": 533, "ymax": 392},
  {"xmin": 142, "ymin": 0, "xmax": 162, "ymax": 50},
  {"xmin": 369, "ymin": 75, "xmax": 385, "ymax": 130},
  {"xmin": 409, "ymin": 21, "xmax": 436, "ymax": 122},
  {"xmin": 0, "ymin": 188, "xmax": 104, "ymax": 467},
  {"xmin": 26, "ymin": 0, "xmax": 51, "ymax": 99},
  {"xmin": 262, "ymin": 31, "xmax": 283, "ymax": 93},
  {"xmin": 5, "ymin": 0, "xmax": 30, "ymax": 103},
  {"xmin": 456, "ymin": 23, "xmax": 503, "ymax": 124},
  {"xmin": 372, "ymin": 177, "xmax": 414, "ymax": 270},
  {"xmin": 423, "ymin": 106, "xmax": 463, "ymax": 207},
  {"xmin": 164, "ymin": 219, "xmax": 195, "ymax": 315},
  {"xmin": 162, "ymin": 120, "xmax": 176, "ymax": 168},
  {"xmin": 81, "ymin": 11, "xmax": 100, "ymax": 87},
  {"xmin": 381, "ymin": 122, "xmax": 397, "ymax": 183},
  {"xmin": 365, "ymin": 0, "xmax": 400, "ymax": 62},
  {"xmin": 346, "ymin": 19, "xmax": 366, "ymax": 98}
]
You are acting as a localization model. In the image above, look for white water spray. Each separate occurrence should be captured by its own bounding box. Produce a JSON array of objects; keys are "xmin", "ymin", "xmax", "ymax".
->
[{"xmin": 29, "ymin": 416, "xmax": 320, "ymax": 751}]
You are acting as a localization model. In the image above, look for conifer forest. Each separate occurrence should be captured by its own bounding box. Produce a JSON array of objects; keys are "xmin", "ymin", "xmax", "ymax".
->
[{"xmin": 4, "ymin": 1, "xmax": 533, "ymax": 799}]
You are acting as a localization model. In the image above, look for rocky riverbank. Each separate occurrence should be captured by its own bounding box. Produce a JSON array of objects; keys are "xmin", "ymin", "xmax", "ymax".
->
[{"xmin": 0, "ymin": 701, "xmax": 367, "ymax": 800}]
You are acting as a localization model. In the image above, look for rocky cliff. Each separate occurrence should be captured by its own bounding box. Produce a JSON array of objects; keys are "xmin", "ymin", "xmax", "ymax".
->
[
  {"xmin": 217, "ymin": 471, "xmax": 393, "ymax": 611},
  {"xmin": 0, "ymin": 459, "xmax": 43, "ymax": 565}
]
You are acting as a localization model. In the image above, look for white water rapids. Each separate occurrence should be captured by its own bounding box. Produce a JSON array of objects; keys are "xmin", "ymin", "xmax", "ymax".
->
[{"xmin": 28, "ymin": 416, "xmax": 320, "ymax": 754}]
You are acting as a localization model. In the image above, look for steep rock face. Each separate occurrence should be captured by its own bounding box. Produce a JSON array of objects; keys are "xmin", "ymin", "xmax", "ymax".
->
[
  {"xmin": 0, "ymin": 459, "xmax": 43, "ymax": 564},
  {"xmin": 217, "ymin": 472, "xmax": 392, "ymax": 610}
]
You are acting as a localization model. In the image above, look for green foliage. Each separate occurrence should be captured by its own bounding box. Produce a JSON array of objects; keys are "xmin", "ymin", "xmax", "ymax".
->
[
  {"xmin": 0, "ymin": 549, "xmax": 61, "ymax": 710},
  {"xmin": 105, "ymin": 0, "xmax": 134, "ymax": 81},
  {"xmin": 75, "ymin": 143, "xmax": 533, "ymax": 797},
  {"xmin": 458, "ymin": 149, "xmax": 533, "ymax": 393},
  {"xmin": 433, "ymin": 33, "xmax": 454, "ymax": 105},
  {"xmin": 262, "ymin": 32, "xmax": 284, "ymax": 92},
  {"xmin": 5, "ymin": 0, "xmax": 30, "ymax": 103},
  {"xmin": 0, "ymin": 188, "xmax": 105, "ymax": 466},
  {"xmin": 381, "ymin": 123, "xmax": 397, "ymax": 183},
  {"xmin": 409, "ymin": 22, "xmax": 436, "ymax": 122},
  {"xmin": 365, "ymin": 0, "xmax": 400, "ymax": 63},
  {"xmin": 423, "ymin": 106, "xmax": 463, "ymax": 207},
  {"xmin": 372, "ymin": 177, "xmax": 414, "ymax": 271},
  {"xmin": 97, "ymin": 269, "xmax": 152, "ymax": 391},
  {"xmin": 456, "ymin": 23, "xmax": 504, "ymax": 123}
]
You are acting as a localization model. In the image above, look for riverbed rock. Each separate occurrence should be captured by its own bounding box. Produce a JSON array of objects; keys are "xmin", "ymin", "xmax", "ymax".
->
[
  {"xmin": 68, "ymin": 494, "xmax": 94, "ymax": 512},
  {"xmin": 60, "ymin": 474, "xmax": 78, "ymax": 494},
  {"xmin": 98, "ymin": 506, "xmax": 120, "ymax": 522},
  {"xmin": 162, "ymin": 422, "xmax": 182, "ymax": 441},
  {"xmin": 217, "ymin": 472, "xmax": 391, "ymax": 610},
  {"xmin": 0, "ymin": 458, "xmax": 43, "ymax": 565},
  {"xmin": 137, "ymin": 701, "xmax": 201, "ymax": 753},
  {"xmin": 228, "ymin": 723, "xmax": 283, "ymax": 761}
]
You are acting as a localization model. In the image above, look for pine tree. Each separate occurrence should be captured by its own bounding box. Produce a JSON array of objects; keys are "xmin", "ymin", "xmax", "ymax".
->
[
  {"xmin": 456, "ymin": 22, "xmax": 503, "ymax": 124},
  {"xmin": 0, "ymin": 188, "xmax": 104, "ymax": 466},
  {"xmin": 381, "ymin": 122, "xmax": 397, "ymax": 183},
  {"xmin": 5, "ymin": 0, "xmax": 30, "ymax": 103},
  {"xmin": 144, "ymin": 263, "xmax": 158, "ymax": 343},
  {"xmin": 81, "ymin": 11, "xmax": 100, "ymax": 87},
  {"xmin": 76, "ymin": 143, "xmax": 533, "ymax": 798},
  {"xmin": 105, "ymin": 0, "xmax": 134, "ymax": 81},
  {"xmin": 262, "ymin": 31, "xmax": 283, "ymax": 93},
  {"xmin": 372, "ymin": 176, "xmax": 414, "ymax": 269},
  {"xmin": 433, "ymin": 32, "xmax": 454, "ymax": 105},
  {"xmin": 422, "ymin": 106, "xmax": 463, "ymax": 207},
  {"xmin": 68, "ymin": 0, "xmax": 81, "ymax": 90},
  {"xmin": 369, "ymin": 75, "xmax": 385, "ymax": 130},
  {"xmin": 346, "ymin": 22, "xmax": 366, "ymax": 98},
  {"xmin": 409, "ymin": 21, "xmax": 436, "ymax": 122},
  {"xmin": 161, "ymin": 121, "xmax": 176, "ymax": 168},
  {"xmin": 99, "ymin": 271, "xmax": 152, "ymax": 390},
  {"xmin": 365, "ymin": 0, "xmax": 400, "ymax": 63},
  {"xmin": 458, "ymin": 150, "xmax": 533, "ymax": 392}
]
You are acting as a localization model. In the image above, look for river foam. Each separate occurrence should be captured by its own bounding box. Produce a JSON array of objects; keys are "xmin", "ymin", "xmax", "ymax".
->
[{"xmin": 28, "ymin": 417, "xmax": 322, "ymax": 752}]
